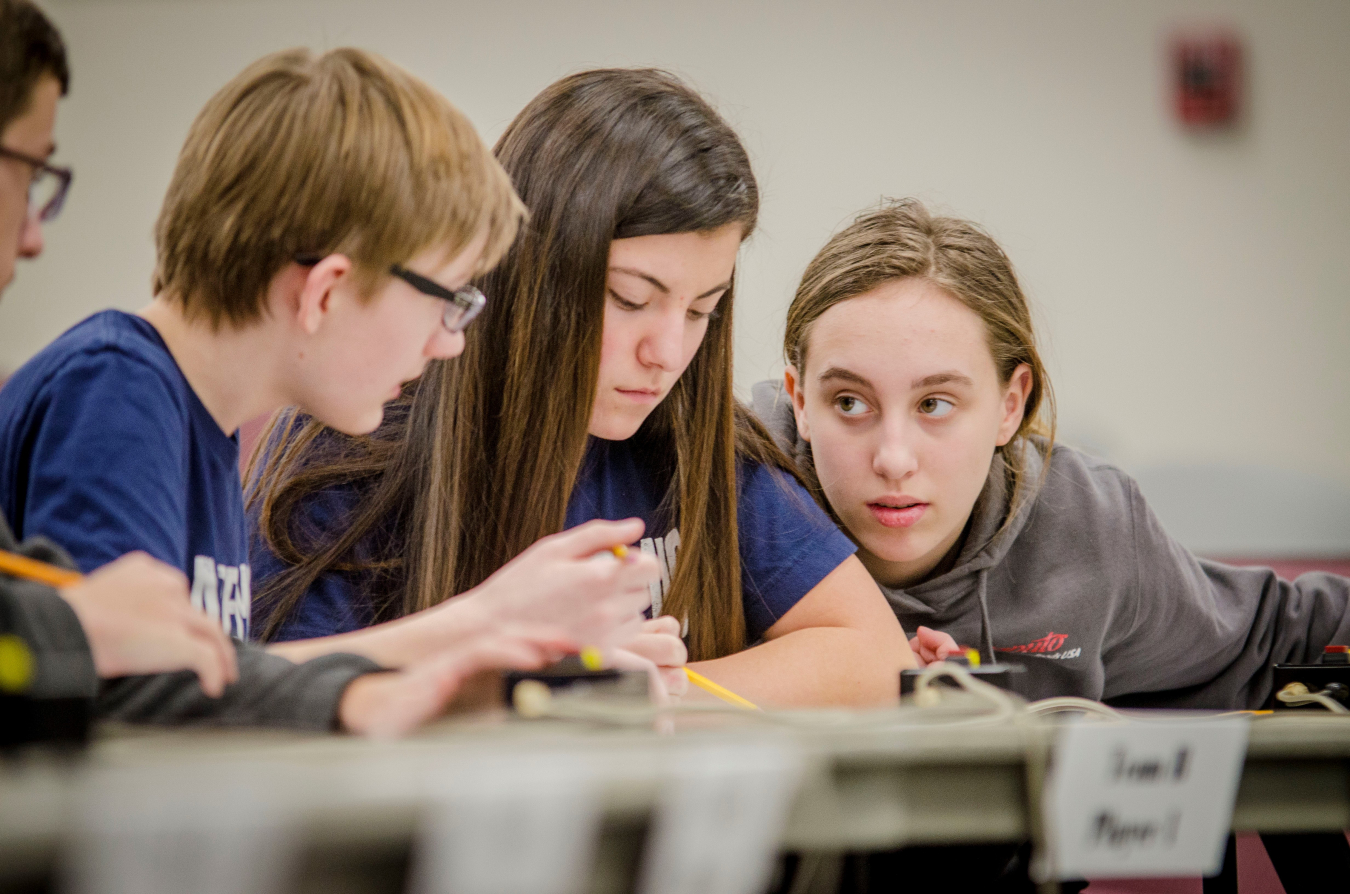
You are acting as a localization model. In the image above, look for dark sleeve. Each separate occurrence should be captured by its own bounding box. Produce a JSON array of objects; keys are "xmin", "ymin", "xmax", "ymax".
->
[
  {"xmin": 737, "ymin": 462, "xmax": 857, "ymax": 642},
  {"xmin": 0, "ymin": 519, "xmax": 96, "ymax": 700},
  {"xmin": 20, "ymin": 351, "xmax": 189, "ymax": 573},
  {"xmin": 96, "ymin": 641, "xmax": 382, "ymax": 731},
  {"xmin": 1104, "ymin": 480, "xmax": 1350, "ymax": 710}
]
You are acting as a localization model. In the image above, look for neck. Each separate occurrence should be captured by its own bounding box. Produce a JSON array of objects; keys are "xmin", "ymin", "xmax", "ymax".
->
[
  {"xmin": 858, "ymin": 515, "xmax": 971, "ymax": 590},
  {"xmin": 138, "ymin": 296, "xmax": 289, "ymax": 436}
]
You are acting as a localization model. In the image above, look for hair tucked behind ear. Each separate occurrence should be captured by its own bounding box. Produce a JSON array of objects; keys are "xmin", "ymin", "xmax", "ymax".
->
[
  {"xmin": 251, "ymin": 69, "xmax": 795, "ymax": 661},
  {"xmin": 784, "ymin": 198, "xmax": 1056, "ymax": 529}
]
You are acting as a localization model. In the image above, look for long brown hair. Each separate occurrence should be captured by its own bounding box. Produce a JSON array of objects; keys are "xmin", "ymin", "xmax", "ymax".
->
[
  {"xmin": 250, "ymin": 69, "xmax": 793, "ymax": 660},
  {"xmin": 783, "ymin": 198, "xmax": 1056, "ymax": 527}
]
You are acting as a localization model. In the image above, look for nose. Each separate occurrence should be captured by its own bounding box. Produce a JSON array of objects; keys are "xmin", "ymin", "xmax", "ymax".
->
[
  {"xmin": 18, "ymin": 214, "xmax": 43, "ymax": 259},
  {"xmin": 427, "ymin": 325, "xmax": 466, "ymax": 361},
  {"xmin": 872, "ymin": 417, "xmax": 919, "ymax": 482},
  {"xmin": 636, "ymin": 306, "xmax": 685, "ymax": 371}
]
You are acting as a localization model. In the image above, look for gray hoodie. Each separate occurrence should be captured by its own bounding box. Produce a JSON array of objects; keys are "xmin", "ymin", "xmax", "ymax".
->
[
  {"xmin": 1, "ymin": 515, "xmax": 380, "ymax": 734},
  {"xmin": 751, "ymin": 380, "xmax": 1350, "ymax": 709}
]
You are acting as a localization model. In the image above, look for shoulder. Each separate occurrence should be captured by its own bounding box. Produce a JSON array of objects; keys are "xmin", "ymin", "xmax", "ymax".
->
[
  {"xmin": 1036, "ymin": 441, "xmax": 1143, "ymax": 517},
  {"xmin": 734, "ymin": 454, "xmax": 845, "ymax": 545},
  {"xmin": 0, "ymin": 311, "xmax": 187, "ymax": 419}
]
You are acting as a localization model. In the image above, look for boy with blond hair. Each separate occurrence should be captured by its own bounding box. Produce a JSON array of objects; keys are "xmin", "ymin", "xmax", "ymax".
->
[{"xmin": 1, "ymin": 31, "xmax": 659, "ymax": 733}]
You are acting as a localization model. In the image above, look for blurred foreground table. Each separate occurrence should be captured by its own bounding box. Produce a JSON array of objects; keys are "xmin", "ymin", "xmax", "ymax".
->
[{"xmin": 0, "ymin": 704, "xmax": 1346, "ymax": 893}]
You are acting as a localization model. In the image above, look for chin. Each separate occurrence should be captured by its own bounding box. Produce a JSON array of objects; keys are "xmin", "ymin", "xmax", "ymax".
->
[
  {"xmin": 857, "ymin": 527, "xmax": 929, "ymax": 566},
  {"xmin": 323, "ymin": 406, "xmax": 385, "ymax": 437},
  {"xmin": 588, "ymin": 410, "xmax": 648, "ymax": 441}
]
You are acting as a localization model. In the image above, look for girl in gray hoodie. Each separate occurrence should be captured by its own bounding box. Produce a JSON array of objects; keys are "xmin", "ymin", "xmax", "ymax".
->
[{"xmin": 751, "ymin": 198, "xmax": 1350, "ymax": 711}]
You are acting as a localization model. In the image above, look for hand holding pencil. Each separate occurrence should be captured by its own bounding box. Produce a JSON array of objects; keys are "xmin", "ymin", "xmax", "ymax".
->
[
  {"xmin": 2, "ymin": 549, "xmax": 238, "ymax": 695},
  {"xmin": 463, "ymin": 518, "xmax": 660, "ymax": 654}
]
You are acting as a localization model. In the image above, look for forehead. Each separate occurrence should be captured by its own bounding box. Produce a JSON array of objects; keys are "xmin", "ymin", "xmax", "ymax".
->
[
  {"xmin": 806, "ymin": 277, "xmax": 997, "ymax": 386},
  {"xmin": 606, "ymin": 225, "xmax": 742, "ymax": 289},
  {"xmin": 2, "ymin": 75, "xmax": 61, "ymax": 153}
]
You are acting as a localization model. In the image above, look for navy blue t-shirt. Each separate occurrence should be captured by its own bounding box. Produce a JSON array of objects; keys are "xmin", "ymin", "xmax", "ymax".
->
[
  {"xmin": 0, "ymin": 311, "xmax": 252, "ymax": 637},
  {"xmin": 251, "ymin": 434, "xmax": 856, "ymax": 644}
]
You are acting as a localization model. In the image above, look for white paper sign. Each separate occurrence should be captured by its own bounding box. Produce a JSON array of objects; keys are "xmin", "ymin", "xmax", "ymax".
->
[
  {"xmin": 637, "ymin": 741, "xmax": 801, "ymax": 894},
  {"xmin": 1041, "ymin": 717, "xmax": 1249, "ymax": 879},
  {"xmin": 409, "ymin": 752, "xmax": 603, "ymax": 894},
  {"xmin": 61, "ymin": 761, "xmax": 298, "ymax": 894}
]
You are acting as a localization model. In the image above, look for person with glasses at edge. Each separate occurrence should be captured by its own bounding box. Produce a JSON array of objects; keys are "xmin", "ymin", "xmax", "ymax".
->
[{"xmin": 0, "ymin": 1, "xmax": 660, "ymax": 740}]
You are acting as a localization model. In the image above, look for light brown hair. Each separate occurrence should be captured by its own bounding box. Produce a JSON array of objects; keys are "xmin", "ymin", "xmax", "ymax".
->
[
  {"xmin": 153, "ymin": 47, "xmax": 524, "ymax": 328},
  {"xmin": 250, "ymin": 69, "xmax": 796, "ymax": 661},
  {"xmin": 785, "ymin": 198, "xmax": 1056, "ymax": 524}
]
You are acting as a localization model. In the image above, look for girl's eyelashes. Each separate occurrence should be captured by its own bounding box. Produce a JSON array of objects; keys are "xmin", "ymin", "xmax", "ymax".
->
[
  {"xmin": 834, "ymin": 394, "xmax": 871, "ymax": 417},
  {"xmin": 918, "ymin": 397, "xmax": 955, "ymax": 418},
  {"xmin": 608, "ymin": 290, "xmax": 646, "ymax": 311},
  {"xmin": 687, "ymin": 306, "xmax": 719, "ymax": 322}
]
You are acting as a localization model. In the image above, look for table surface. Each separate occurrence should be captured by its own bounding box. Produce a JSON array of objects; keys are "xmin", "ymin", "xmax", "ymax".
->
[{"xmin": 2, "ymin": 701, "xmax": 1347, "ymax": 889}]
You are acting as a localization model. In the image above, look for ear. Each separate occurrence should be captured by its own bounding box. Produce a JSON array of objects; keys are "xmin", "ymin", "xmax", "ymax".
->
[
  {"xmin": 995, "ymin": 363, "xmax": 1033, "ymax": 447},
  {"xmin": 783, "ymin": 365, "xmax": 811, "ymax": 443},
  {"xmin": 288, "ymin": 254, "xmax": 354, "ymax": 335}
]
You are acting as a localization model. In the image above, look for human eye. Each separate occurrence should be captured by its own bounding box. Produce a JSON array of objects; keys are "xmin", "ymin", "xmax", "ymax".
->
[
  {"xmin": 918, "ymin": 397, "xmax": 955, "ymax": 418},
  {"xmin": 835, "ymin": 395, "xmax": 871, "ymax": 417},
  {"xmin": 608, "ymin": 289, "xmax": 645, "ymax": 311},
  {"xmin": 687, "ymin": 306, "xmax": 719, "ymax": 322}
]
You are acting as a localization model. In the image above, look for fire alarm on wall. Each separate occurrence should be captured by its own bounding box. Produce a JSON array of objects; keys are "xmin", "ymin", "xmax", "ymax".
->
[{"xmin": 1171, "ymin": 30, "xmax": 1243, "ymax": 128}]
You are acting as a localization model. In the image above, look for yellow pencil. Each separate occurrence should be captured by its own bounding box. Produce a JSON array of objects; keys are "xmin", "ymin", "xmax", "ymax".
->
[
  {"xmin": 685, "ymin": 668, "xmax": 760, "ymax": 711},
  {"xmin": 0, "ymin": 549, "xmax": 82, "ymax": 588},
  {"xmin": 580, "ymin": 544, "xmax": 634, "ymax": 671}
]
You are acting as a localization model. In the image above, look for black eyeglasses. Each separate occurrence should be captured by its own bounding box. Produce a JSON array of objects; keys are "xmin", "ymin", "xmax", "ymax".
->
[
  {"xmin": 294, "ymin": 255, "xmax": 487, "ymax": 333},
  {"xmin": 0, "ymin": 145, "xmax": 72, "ymax": 223},
  {"xmin": 389, "ymin": 264, "xmax": 486, "ymax": 333}
]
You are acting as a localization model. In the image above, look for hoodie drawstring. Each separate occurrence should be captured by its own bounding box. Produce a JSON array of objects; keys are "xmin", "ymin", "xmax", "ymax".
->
[{"xmin": 975, "ymin": 567, "xmax": 996, "ymax": 665}]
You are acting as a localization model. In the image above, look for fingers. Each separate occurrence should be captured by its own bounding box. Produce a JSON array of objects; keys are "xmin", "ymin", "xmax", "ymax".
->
[
  {"xmin": 607, "ymin": 647, "xmax": 670, "ymax": 706},
  {"xmin": 662, "ymin": 667, "xmax": 690, "ymax": 698},
  {"xmin": 640, "ymin": 615, "xmax": 682, "ymax": 637},
  {"xmin": 619, "ymin": 631, "xmax": 687, "ymax": 668},
  {"xmin": 542, "ymin": 518, "xmax": 646, "ymax": 559},
  {"xmin": 187, "ymin": 637, "xmax": 228, "ymax": 698},
  {"xmin": 910, "ymin": 627, "xmax": 963, "ymax": 666},
  {"xmin": 183, "ymin": 605, "xmax": 238, "ymax": 685}
]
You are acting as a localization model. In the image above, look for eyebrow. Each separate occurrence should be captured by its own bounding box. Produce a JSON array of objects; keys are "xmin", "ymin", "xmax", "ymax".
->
[
  {"xmin": 817, "ymin": 366, "xmax": 872, "ymax": 389},
  {"xmin": 911, "ymin": 371, "xmax": 975, "ymax": 389},
  {"xmin": 609, "ymin": 266, "xmax": 731, "ymax": 301},
  {"xmin": 817, "ymin": 367, "xmax": 975, "ymax": 391}
]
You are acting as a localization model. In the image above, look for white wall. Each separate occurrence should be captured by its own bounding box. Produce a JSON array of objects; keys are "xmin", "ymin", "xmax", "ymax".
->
[{"xmin": 6, "ymin": 0, "xmax": 1349, "ymax": 554}]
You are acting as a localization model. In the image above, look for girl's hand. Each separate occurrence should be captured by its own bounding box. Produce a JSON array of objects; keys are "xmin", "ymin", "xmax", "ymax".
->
[
  {"xmin": 58, "ymin": 552, "xmax": 239, "ymax": 696},
  {"xmin": 466, "ymin": 518, "xmax": 659, "ymax": 649},
  {"xmin": 269, "ymin": 520, "xmax": 658, "ymax": 670},
  {"xmin": 338, "ymin": 633, "xmax": 554, "ymax": 738},
  {"xmin": 611, "ymin": 615, "xmax": 688, "ymax": 701},
  {"xmin": 908, "ymin": 625, "xmax": 962, "ymax": 666}
]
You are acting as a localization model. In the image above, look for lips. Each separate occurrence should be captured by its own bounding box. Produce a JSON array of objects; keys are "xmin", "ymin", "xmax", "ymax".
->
[
  {"xmin": 616, "ymin": 387, "xmax": 662, "ymax": 402},
  {"xmin": 867, "ymin": 499, "xmax": 928, "ymax": 528}
]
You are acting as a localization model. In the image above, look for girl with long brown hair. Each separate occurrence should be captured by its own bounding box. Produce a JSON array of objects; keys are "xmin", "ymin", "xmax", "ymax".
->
[{"xmin": 248, "ymin": 69, "xmax": 917, "ymax": 706}]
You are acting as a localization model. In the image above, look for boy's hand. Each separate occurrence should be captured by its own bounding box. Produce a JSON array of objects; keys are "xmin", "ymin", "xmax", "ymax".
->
[
  {"xmin": 908, "ymin": 625, "xmax": 962, "ymax": 667},
  {"xmin": 58, "ymin": 552, "xmax": 239, "ymax": 696},
  {"xmin": 337, "ymin": 634, "xmax": 553, "ymax": 737}
]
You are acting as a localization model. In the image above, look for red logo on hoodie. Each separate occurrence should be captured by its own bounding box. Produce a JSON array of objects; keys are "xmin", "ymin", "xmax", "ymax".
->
[{"xmin": 998, "ymin": 632, "xmax": 1069, "ymax": 654}]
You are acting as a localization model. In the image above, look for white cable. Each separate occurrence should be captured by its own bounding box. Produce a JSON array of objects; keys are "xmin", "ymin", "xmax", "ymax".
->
[{"xmin": 1275, "ymin": 683, "xmax": 1350, "ymax": 714}]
